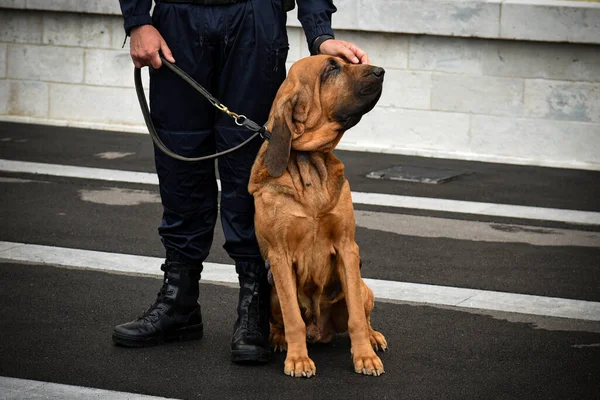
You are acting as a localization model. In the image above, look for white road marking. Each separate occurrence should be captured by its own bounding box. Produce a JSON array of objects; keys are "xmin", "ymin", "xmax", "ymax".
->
[
  {"xmin": 79, "ymin": 187, "xmax": 161, "ymax": 206},
  {"xmin": 0, "ymin": 376, "xmax": 177, "ymax": 400},
  {"xmin": 354, "ymin": 211, "xmax": 600, "ymax": 247},
  {"xmin": 1, "ymin": 241, "xmax": 599, "ymax": 321},
  {"xmin": 351, "ymin": 192, "xmax": 600, "ymax": 225},
  {"xmin": 2, "ymin": 159, "xmax": 599, "ymax": 225},
  {"xmin": 0, "ymin": 159, "xmax": 159, "ymax": 185},
  {"xmin": 95, "ymin": 151, "xmax": 136, "ymax": 160}
]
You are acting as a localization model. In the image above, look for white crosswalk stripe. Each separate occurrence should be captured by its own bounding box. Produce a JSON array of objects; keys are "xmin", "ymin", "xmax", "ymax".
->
[
  {"xmin": 0, "ymin": 377, "xmax": 177, "ymax": 400},
  {"xmin": 1, "ymin": 241, "xmax": 599, "ymax": 321},
  {"xmin": 2, "ymin": 159, "xmax": 599, "ymax": 225}
]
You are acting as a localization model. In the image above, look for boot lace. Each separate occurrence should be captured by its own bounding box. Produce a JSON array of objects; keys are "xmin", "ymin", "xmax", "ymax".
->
[
  {"xmin": 244, "ymin": 286, "xmax": 263, "ymax": 338},
  {"xmin": 138, "ymin": 265, "xmax": 171, "ymax": 322}
]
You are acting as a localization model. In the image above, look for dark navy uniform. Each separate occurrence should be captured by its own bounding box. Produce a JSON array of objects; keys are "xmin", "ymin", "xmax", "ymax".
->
[{"xmin": 119, "ymin": 0, "xmax": 335, "ymax": 265}]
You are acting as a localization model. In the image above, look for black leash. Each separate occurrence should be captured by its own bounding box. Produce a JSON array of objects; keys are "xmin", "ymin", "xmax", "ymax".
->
[{"xmin": 134, "ymin": 55, "xmax": 271, "ymax": 162}]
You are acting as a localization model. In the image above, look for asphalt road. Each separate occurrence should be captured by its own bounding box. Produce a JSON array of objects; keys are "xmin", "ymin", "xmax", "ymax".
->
[{"xmin": 0, "ymin": 121, "xmax": 599, "ymax": 399}]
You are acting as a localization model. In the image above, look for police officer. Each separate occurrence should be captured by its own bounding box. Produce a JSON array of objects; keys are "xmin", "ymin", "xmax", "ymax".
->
[{"xmin": 113, "ymin": 0, "xmax": 370, "ymax": 364}]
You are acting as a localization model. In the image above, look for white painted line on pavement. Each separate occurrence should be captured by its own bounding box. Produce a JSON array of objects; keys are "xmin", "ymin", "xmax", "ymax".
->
[
  {"xmin": 0, "ymin": 376, "xmax": 177, "ymax": 400},
  {"xmin": 351, "ymin": 192, "xmax": 600, "ymax": 225},
  {"xmin": 2, "ymin": 159, "xmax": 600, "ymax": 225},
  {"xmin": 0, "ymin": 159, "xmax": 159, "ymax": 185},
  {"xmin": 354, "ymin": 211, "xmax": 600, "ymax": 247},
  {"xmin": 1, "ymin": 241, "xmax": 599, "ymax": 321}
]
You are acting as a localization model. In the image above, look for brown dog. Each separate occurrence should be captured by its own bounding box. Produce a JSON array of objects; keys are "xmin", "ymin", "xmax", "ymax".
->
[{"xmin": 248, "ymin": 55, "xmax": 387, "ymax": 377}]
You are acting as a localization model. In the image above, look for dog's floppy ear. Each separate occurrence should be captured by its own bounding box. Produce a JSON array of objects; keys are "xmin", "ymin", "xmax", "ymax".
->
[
  {"xmin": 264, "ymin": 81, "xmax": 310, "ymax": 178},
  {"xmin": 264, "ymin": 103, "xmax": 293, "ymax": 178}
]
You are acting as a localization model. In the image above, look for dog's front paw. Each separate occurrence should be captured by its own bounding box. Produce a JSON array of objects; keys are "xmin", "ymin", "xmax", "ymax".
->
[
  {"xmin": 352, "ymin": 348, "xmax": 385, "ymax": 377},
  {"xmin": 284, "ymin": 354, "xmax": 316, "ymax": 378}
]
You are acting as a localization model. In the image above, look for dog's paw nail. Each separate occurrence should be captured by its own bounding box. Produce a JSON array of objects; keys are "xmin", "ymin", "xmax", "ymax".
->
[{"xmin": 362, "ymin": 368, "xmax": 367, "ymax": 375}]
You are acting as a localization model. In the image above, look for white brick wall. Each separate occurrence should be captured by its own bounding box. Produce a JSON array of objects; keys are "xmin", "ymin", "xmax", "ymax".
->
[
  {"xmin": 431, "ymin": 74, "xmax": 524, "ymax": 116},
  {"xmin": 6, "ymin": 80, "xmax": 48, "ymax": 117},
  {"xmin": 19, "ymin": 0, "xmax": 121, "ymax": 15},
  {"xmin": 49, "ymin": 83, "xmax": 143, "ymax": 125},
  {"xmin": 378, "ymin": 70, "xmax": 431, "ymax": 110},
  {"xmin": 0, "ymin": 6, "xmax": 599, "ymax": 170},
  {"xmin": 409, "ymin": 36, "xmax": 486, "ymax": 75},
  {"xmin": 501, "ymin": 0, "xmax": 600, "ymax": 44},
  {"xmin": 43, "ymin": 12, "xmax": 112, "ymax": 48},
  {"xmin": 0, "ymin": 80, "xmax": 8, "ymax": 114},
  {"xmin": 481, "ymin": 41, "xmax": 600, "ymax": 82},
  {"xmin": 0, "ymin": 8, "xmax": 42, "ymax": 43},
  {"xmin": 356, "ymin": 0, "xmax": 501, "ymax": 38},
  {"xmin": 7, "ymin": 44, "xmax": 84, "ymax": 83},
  {"xmin": 344, "ymin": 108, "xmax": 471, "ymax": 153},
  {"xmin": 470, "ymin": 116, "xmax": 600, "ymax": 166},
  {"xmin": 0, "ymin": 43, "xmax": 6, "ymax": 78},
  {"xmin": 84, "ymin": 49, "xmax": 147, "ymax": 88},
  {"xmin": 525, "ymin": 80, "xmax": 600, "ymax": 123}
]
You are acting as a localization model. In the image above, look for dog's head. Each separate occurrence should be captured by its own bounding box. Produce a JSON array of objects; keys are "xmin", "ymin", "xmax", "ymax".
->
[{"xmin": 264, "ymin": 55, "xmax": 385, "ymax": 177}]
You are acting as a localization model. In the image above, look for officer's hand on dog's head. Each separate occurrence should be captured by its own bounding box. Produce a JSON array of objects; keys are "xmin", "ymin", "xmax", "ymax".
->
[
  {"xmin": 318, "ymin": 39, "xmax": 370, "ymax": 65},
  {"xmin": 129, "ymin": 25, "xmax": 175, "ymax": 69}
]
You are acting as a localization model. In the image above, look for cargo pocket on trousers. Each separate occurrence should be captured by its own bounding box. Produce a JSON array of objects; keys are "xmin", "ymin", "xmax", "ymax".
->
[{"xmin": 267, "ymin": 44, "xmax": 289, "ymax": 98}]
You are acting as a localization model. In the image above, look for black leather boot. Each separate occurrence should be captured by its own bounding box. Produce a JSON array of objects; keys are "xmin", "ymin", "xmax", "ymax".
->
[
  {"xmin": 231, "ymin": 260, "xmax": 271, "ymax": 363},
  {"xmin": 112, "ymin": 261, "xmax": 203, "ymax": 347}
]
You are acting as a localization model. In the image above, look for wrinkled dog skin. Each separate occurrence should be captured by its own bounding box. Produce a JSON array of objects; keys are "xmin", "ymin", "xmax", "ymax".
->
[{"xmin": 249, "ymin": 55, "xmax": 387, "ymax": 378}]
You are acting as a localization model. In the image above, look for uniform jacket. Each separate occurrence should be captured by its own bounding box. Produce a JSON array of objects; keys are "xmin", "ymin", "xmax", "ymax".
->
[{"xmin": 118, "ymin": 0, "xmax": 336, "ymax": 51}]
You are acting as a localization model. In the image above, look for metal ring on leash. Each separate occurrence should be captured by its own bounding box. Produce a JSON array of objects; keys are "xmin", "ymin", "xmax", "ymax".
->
[{"xmin": 234, "ymin": 115, "xmax": 247, "ymax": 126}]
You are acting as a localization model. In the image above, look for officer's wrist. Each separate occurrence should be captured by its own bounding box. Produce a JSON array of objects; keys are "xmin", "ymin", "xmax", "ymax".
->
[{"xmin": 310, "ymin": 35, "xmax": 334, "ymax": 56}]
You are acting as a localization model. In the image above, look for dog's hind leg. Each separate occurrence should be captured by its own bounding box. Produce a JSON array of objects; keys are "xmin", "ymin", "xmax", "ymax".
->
[
  {"xmin": 362, "ymin": 282, "xmax": 387, "ymax": 351},
  {"xmin": 329, "ymin": 286, "xmax": 387, "ymax": 351},
  {"xmin": 269, "ymin": 288, "xmax": 287, "ymax": 352}
]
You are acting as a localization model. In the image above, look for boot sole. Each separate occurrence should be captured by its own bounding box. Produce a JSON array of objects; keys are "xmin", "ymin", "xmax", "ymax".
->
[
  {"xmin": 231, "ymin": 347, "xmax": 272, "ymax": 364},
  {"xmin": 112, "ymin": 323, "xmax": 203, "ymax": 348}
]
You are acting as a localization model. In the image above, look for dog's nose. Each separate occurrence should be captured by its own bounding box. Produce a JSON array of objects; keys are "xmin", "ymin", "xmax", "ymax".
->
[{"xmin": 371, "ymin": 67, "xmax": 385, "ymax": 79}]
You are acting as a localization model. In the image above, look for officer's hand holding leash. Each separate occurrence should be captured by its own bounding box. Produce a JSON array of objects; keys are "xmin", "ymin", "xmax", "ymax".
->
[{"xmin": 129, "ymin": 24, "xmax": 175, "ymax": 69}]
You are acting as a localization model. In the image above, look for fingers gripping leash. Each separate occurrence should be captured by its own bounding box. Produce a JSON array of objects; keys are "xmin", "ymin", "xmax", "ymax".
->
[{"xmin": 134, "ymin": 55, "xmax": 271, "ymax": 162}]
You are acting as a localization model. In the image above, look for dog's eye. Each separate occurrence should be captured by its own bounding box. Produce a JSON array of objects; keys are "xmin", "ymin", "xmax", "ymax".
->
[
  {"xmin": 325, "ymin": 62, "xmax": 339, "ymax": 73},
  {"xmin": 321, "ymin": 59, "xmax": 340, "ymax": 83}
]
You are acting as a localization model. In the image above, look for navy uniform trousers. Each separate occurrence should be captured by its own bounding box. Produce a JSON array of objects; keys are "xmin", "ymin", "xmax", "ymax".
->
[{"xmin": 149, "ymin": 0, "xmax": 289, "ymax": 265}]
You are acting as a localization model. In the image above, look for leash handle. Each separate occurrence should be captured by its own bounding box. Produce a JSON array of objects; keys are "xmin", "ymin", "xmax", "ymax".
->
[{"xmin": 134, "ymin": 57, "xmax": 269, "ymax": 162}]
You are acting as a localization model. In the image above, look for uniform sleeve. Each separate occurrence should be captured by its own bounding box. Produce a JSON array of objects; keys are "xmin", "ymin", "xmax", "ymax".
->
[
  {"xmin": 119, "ymin": 0, "xmax": 153, "ymax": 35},
  {"xmin": 296, "ymin": 0, "xmax": 337, "ymax": 52}
]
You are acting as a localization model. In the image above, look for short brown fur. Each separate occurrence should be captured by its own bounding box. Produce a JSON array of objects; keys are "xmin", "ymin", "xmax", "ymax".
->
[{"xmin": 249, "ymin": 55, "xmax": 387, "ymax": 377}]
